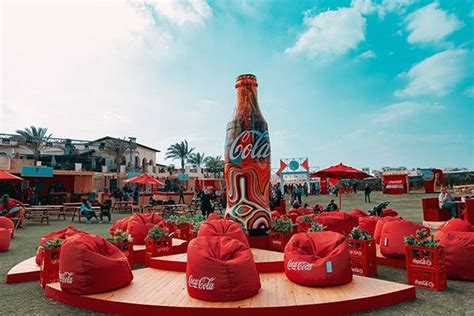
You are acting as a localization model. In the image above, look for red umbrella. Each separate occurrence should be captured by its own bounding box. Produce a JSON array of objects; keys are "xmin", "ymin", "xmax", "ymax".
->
[
  {"xmin": 310, "ymin": 163, "xmax": 372, "ymax": 210},
  {"xmin": 123, "ymin": 173, "xmax": 165, "ymax": 186},
  {"xmin": 0, "ymin": 169, "xmax": 23, "ymax": 181}
]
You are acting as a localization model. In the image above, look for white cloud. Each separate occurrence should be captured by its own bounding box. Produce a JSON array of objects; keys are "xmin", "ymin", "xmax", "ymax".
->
[
  {"xmin": 395, "ymin": 49, "xmax": 469, "ymax": 97},
  {"xmin": 405, "ymin": 3, "xmax": 463, "ymax": 45},
  {"xmin": 373, "ymin": 102, "xmax": 445, "ymax": 124},
  {"xmin": 351, "ymin": 0, "xmax": 415, "ymax": 18},
  {"xmin": 357, "ymin": 50, "xmax": 377, "ymax": 59},
  {"xmin": 142, "ymin": 0, "xmax": 212, "ymax": 26},
  {"xmin": 285, "ymin": 7, "xmax": 366, "ymax": 60}
]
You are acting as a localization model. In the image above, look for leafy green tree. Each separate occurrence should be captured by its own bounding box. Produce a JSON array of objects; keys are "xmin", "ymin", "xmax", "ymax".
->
[
  {"xmin": 15, "ymin": 126, "xmax": 52, "ymax": 164},
  {"xmin": 165, "ymin": 140, "xmax": 195, "ymax": 172},
  {"xmin": 188, "ymin": 152, "xmax": 206, "ymax": 168},
  {"xmin": 204, "ymin": 155, "xmax": 224, "ymax": 178}
]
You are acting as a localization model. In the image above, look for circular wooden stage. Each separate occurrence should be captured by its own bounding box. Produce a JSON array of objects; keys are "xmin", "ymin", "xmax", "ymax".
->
[
  {"xmin": 148, "ymin": 248, "xmax": 284, "ymax": 273},
  {"xmin": 45, "ymin": 268, "xmax": 415, "ymax": 316}
]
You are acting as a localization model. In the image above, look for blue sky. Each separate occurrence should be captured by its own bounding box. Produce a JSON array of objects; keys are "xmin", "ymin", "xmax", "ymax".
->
[{"xmin": 1, "ymin": 0, "xmax": 473, "ymax": 169}]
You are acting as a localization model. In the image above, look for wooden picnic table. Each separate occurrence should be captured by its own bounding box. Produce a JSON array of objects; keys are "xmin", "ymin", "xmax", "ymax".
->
[
  {"xmin": 24, "ymin": 207, "xmax": 50, "ymax": 225},
  {"xmin": 71, "ymin": 206, "xmax": 100, "ymax": 223},
  {"xmin": 113, "ymin": 201, "xmax": 133, "ymax": 213}
]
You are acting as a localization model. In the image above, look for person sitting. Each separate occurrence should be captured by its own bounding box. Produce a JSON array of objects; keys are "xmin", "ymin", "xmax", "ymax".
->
[
  {"xmin": 166, "ymin": 197, "xmax": 175, "ymax": 205},
  {"xmin": 99, "ymin": 199, "xmax": 112, "ymax": 223},
  {"xmin": 439, "ymin": 186, "xmax": 458, "ymax": 218},
  {"xmin": 0, "ymin": 194, "xmax": 23, "ymax": 218},
  {"xmin": 80, "ymin": 199, "xmax": 99, "ymax": 224},
  {"xmin": 298, "ymin": 203, "xmax": 312, "ymax": 215},
  {"xmin": 324, "ymin": 199, "xmax": 338, "ymax": 212}
]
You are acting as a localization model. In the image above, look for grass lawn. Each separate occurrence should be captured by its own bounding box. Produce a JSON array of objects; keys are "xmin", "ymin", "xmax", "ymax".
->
[{"xmin": 0, "ymin": 191, "xmax": 472, "ymax": 315}]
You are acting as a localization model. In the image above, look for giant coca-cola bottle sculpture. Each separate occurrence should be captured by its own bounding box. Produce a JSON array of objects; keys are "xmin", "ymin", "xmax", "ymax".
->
[{"xmin": 225, "ymin": 74, "xmax": 271, "ymax": 235}]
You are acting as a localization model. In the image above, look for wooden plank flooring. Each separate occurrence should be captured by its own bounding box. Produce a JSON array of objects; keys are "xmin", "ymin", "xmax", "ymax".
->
[
  {"xmin": 48, "ymin": 268, "xmax": 414, "ymax": 309},
  {"xmin": 154, "ymin": 248, "xmax": 283, "ymax": 264},
  {"xmin": 7, "ymin": 257, "xmax": 40, "ymax": 274}
]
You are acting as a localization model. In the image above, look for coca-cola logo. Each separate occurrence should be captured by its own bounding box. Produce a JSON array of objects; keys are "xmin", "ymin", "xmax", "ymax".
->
[
  {"xmin": 349, "ymin": 250, "xmax": 363, "ymax": 257},
  {"xmin": 59, "ymin": 272, "xmax": 74, "ymax": 284},
  {"xmin": 414, "ymin": 280, "xmax": 434, "ymax": 288},
  {"xmin": 229, "ymin": 130, "xmax": 270, "ymax": 161},
  {"xmin": 352, "ymin": 267, "xmax": 364, "ymax": 274},
  {"xmin": 287, "ymin": 259, "xmax": 313, "ymax": 271},
  {"xmin": 412, "ymin": 258, "xmax": 432, "ymax": 266},
  {"xmin": 188, "ymin": 275, "xmax": 215, "ymax": 290},
  {"xmin": 272, "ymin": 240, "xmax": 282, "ymax": 245},
  {"xmin": 156, "ymin": 246, "xmax": 170, "ymax": 252}
]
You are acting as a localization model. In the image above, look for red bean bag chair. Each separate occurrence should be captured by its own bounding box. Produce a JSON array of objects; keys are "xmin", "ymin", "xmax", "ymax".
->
[
  {"xmin": 284, "ymin": 232, "xmax": 352, "ymax": 287},
  {"xmin": 186, "ymin": 236, "xmax": 260, "ymax": 301},
  {"xmin": 380, "ymin": 221, "xmax": 427, "ymax": 259},
  {"xmin": 348, "ymin": 209, "xmax": 368, "ymax": 217},
  {"xmin": 317, "ymin": 212, "xmax": 359, "ymax": 235},
  {"xmin": 109, "ymin": 216, "xmax": 134, "ymax": 235},
  {"xmin": 381, "ymin": 208, "xmax": 399, "ymax": 217},
  {"xmin": 198, "ymin": 219, "xmax": 249, "ymax": 247},
  {"xmin": 438, "ymin": 219, "xmax": 474, "ymax": 232},
  {"xmin": 110, "ymin": 213, "xmax": 164, "ymax": 245},
  {"xmin": 286, "ymin": 212, "xmax": 299, "ymax": 223},
  {"xmin": 358, "ymin": 216, "xmax": 379, "ymax": 237},
  {"xmin": 434, "ymin": 231, "xmax": 474, "ymax": 281},
  {"xmin": 271, "ymin": 211, "xmax": 280, "ymax": 219},
  {"xmin": 35, "ymin": 226, "xmax": 82, "ymax": 265},
  {"xmin": 288, "ymin": 207, "xmax": 302, "ymax": 216},
  {"xmin": 374, "ymin": 216, "xmax": 402, "ymax": 244},
  {"xmin": 0, "ymin": 217, "xmax": 15, "ymax": 238},
  {"xmin": 207, "ymin": 213, "xmax": 221, "ymax": 221},
  {"xmin": 0, "ymin": 228, "xmax": 11, "ymax": 252},
  {"xmin": 59, "ymin": 234, "xmax": 133, "ymax": 295}
]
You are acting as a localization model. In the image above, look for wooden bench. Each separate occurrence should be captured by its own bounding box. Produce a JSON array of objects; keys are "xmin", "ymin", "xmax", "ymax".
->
[
  {"xmin": 71, "ymin": 206, "xmax": 100, "ymax": 223},
  {"xmin": 24, "ymin": 207, "xmax": 50, "ymax": 225}
]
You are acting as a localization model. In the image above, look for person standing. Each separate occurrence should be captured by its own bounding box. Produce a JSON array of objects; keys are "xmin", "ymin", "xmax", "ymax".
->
[
  {"xmin": 364, "ymin": 184, "xmax": 372, "ymax": 203},
  {"xmin": 200, "ymin": 189, "xmax": 213, "ymax": 217},
  {"xmin": 438, "ymin": 186, "xmax": 458, "ymax": 218},
  {"xmin": 178, "ymin": 186, "xmax": 185, "ymax": 204}
]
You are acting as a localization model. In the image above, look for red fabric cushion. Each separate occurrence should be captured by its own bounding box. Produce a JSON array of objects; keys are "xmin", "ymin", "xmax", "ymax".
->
[
  {"xmin": 286, "ymin": 212, "xmax": 299, "ymax": 223},
  {"xmin": 380, "ymin": 221, "xmax": 427, "ymax": 259},
  {"xmin": 186, "ymin": 236, "xmax": 260, "ymax": 301},
  {"xmin": 317, "ymin": 212, "xmax": 359, "ymax": 235},
  {"xmin": 374, "ymin": 216, "xmax": 401, "ymax": 244},
  {"xmin": 271, "ymin": 211, "xmax": 280, "ymax": 219},
  {"xmin": 284, "ymin": 232, "xmax": 352, "ymax": 287},
  {"xmin": 358, "ymin": 216, "xmax": 379, "ymax": 237},
  {"xmin": 348, "ymin": 209, "xmax": 368, "ymax": 217},
  {"xmin": 207, "ymin": 213, "xmax": 221, "ymax": 221},
  {"xmin": 288, "ymin": 208, "xmax": 302, "ymax": 216},
  {"xmin": 110, "ymin": 213, "xmax": 164, "ymax": 244},
  {"xmin": 438, "ymin": 219, "xmax": 474, "ymax": 232},
  {"xmin": 435, "ymin": 231, "xmax": 474, "ymax": 281},
  {"xmin": 0, "ymin": 228, "xmax": 11, "ymax": 252},
  {"xmin": 0, "ymin": 217, "xmax": 14, "ymax": 238},
  {"xmin": 198, "ymin": 219, "xmax": 249, "ymax": 247},
  {"xmin": 382, "ymin": 208, "xmax": 399, "ymax": 217},
  {"xmin": 35, "ymin": 226, "xmax": 82, "ymax": 265},
  {"xmin": 59, "ymin": 234, "xmax": 133, "ymax": 295}
]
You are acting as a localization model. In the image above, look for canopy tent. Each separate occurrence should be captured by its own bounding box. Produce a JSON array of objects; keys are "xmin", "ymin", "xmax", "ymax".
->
[
  {"xmin": 311, "ymin": 163, "xmax": 372, "ymax": 210},
  {"xmin": 123, "ymin": 173, "xmax": 165, "ymax": 186},
  {"xmin": 0, "ymin": 169, "xmax": 23, "ymax": 181}
]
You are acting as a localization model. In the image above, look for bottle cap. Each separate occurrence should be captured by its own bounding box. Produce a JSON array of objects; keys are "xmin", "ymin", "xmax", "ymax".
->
[{"xmin": 235, "ymin": 74, "xmax": 258, "ymax": 88}]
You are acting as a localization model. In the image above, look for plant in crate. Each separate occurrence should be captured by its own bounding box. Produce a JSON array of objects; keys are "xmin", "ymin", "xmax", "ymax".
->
[
  {"xmin": 107, "ymin": 229, "xmax": 134, "ymax": 266},
  {"xmin": 145, "ymin": 225, "xmax": 174, "ymax": 263},
  {"xmin": 270, "ymin": 217, "xmax": 294, "ymax": 251},
  {"xmin": 175, "ymin": 215, "xmax": 192, "ymax": 239},
  {"xmin": 347, "ymin": 227, "xmax": 377, "ymax": 277},
  {"xmin": 190, "ymin": 214, "xmax": 206, "ymax": 238},
  {"xmin": 297, "ymin": 215, "xmax": 316, "ymax": 232},
  {"xmin": 404, "ymin": 228, "xmax": 445, "ymax": 291},
  {"xmin": 164, "ymin": 214, "xmax": 178, "ymax": 232},
  {"xmin": 307, "ymin": 222, "xmax": 325, "ymax": 233},
  {"xmin": 39, "ymin": 238, "xmax": 62, "ymax": 288}
]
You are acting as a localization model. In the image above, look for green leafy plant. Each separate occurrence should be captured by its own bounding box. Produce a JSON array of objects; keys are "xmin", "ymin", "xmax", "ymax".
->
[
  {"xmin": 348, "ymin": 227, "xmax": 372, "ymax": 240},
  {"xmin": 404, "ymin": 228, "xmax": 441, "ymax": 258},
  {"xmin": 40, "ymin": 238, "xmax": 62, "ymax": 250},
  {"xmin": 308, "ymin": 222, "xmax": 325, "ymax": 232},
  {"xmin": 146, "ymin": 225, "xmax": 172, "ymax": 240},
  {"xmin": 164, "ymin": 214, "xmax": 178, "ymax": 223},
  {"xmin": 272, "ymin": 217, "xmax": 294, "ymax": 236},
  {"xmin": 107, "ymin": 229, "xmax": 131, "ymax": 243},
  {"xmin": 176, "ymin": 214, "xmax": 192, "ymax": 225},
  {"xmin": 301, "ymin": 215, "xmax": 315, "ymax": 223},
  {"xmin": 191, "ymin": 214, "xmax": 206, "ymax": 234}
]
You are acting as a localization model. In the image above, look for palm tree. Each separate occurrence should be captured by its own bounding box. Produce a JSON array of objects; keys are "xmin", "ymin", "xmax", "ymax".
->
[
  {"xmin": 205, "ymin": 156, "xmax": 224, "ymax": 178},
  {"xmin": 188, "ymin": 152, "xmax": 206, "ymax": 168},
  {"xmin": 103, "ymin": 138, "xmax": 130, "ymax": 179},
  {"xmin": 165, "ymin": 140, "xmax": 195, "ymax": 173},
  {"xmin": 166, "ymin": 164, "xmax": 176, "ymax": 177},
  {"xmin": 15, "ymin": 126, "xmax": 52, "ymax": 164}
]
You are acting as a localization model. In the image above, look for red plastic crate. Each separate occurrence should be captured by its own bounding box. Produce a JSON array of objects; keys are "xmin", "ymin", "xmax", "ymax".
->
[
  {"xmin": 406, "ymin": 266, "xmax": 447, "ymax": 291},
  {"xmin": 166, "ymin": 222, "xmax": 176, "ymax": 234},
  {"xmin": 145, "ymin": 238, "xmax": 173, "ymax": 266},
  {"xmin": 405, "ymin": 246, "xmax": 445, "ymax": 270},
  {"xmin": 347, "ymin": 239, "xmax": 377, "ymax": 277},
  {"xmin": 113, "ymin": 241, "xmax": 134, "ymax": 268},
  {"xmin": 176, "ymin": 223, "xmax": 191, "ymax": 240},
  {"xmin": 269, "ymin": 231, "xmax": 292, "ymax": 252},
  {"xmin": 297, "ymin": 222, "xmax": 312, "ymax": 233},
  {"xmin": 40, "ymin": 248, "xmax": 60, "ymax": 288}
]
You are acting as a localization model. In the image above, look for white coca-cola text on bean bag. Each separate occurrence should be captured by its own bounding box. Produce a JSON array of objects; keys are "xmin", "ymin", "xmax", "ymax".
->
[
  {"xmin": 284, "ymin": 231, "xmax": 352, "ymax": 287},
  {"xmin": 186, "ymin": 236, "xmax": 260, "ymax": 302},
  {"xmin": 59, "ymin": 234, "xmax": 133, "ymax": 295},
  {"xmin": 197, "ymin": 219, "xmax": 249, "ymax": 247},
  {"xmin": 434, "ymin": 230, "xmax": 474, "ymax": 281},
  {"xmin": 380, "ymin": 220, "xmax": 427, "ymax": 259}
]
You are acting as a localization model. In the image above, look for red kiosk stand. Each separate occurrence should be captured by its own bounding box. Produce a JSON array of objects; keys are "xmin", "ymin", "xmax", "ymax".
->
[
  {"xmin": 382, "ymin": 172, "xmax": 408, "ymax": 195},
  {"xmin": 421, "ymin": 169, "xmax": 445, "ymax": 193}
]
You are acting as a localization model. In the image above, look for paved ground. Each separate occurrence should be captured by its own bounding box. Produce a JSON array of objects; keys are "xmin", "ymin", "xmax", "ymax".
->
[{"xmin": 0, "ymin": 191, "xmax": 472, "ymax": 315}]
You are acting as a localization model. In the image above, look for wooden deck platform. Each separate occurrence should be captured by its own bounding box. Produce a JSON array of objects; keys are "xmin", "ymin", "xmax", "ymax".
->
[
  {"xmin": 45, "ymin": 268, "xmax": 416, "ymax": 316},
  {"xmin": 376, "ymin": 244, "xmax": 406, "ymax": 269},
  {"xmin": 149, "ymin": 248, "xmax": 284, "ymax": 273},
  {"xmin": 6, "ymin": 257, "xmax": 40, "ymax": 284}
]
